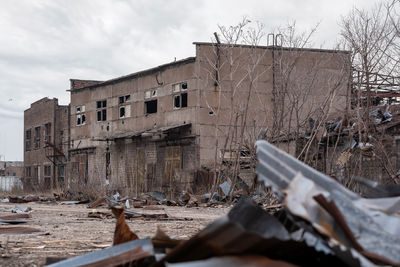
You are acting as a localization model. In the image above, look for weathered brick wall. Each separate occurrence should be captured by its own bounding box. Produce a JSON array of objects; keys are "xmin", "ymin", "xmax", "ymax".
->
[{"xmin": 24, "ymin": 98, "xmax": 69, "ymax": 189}]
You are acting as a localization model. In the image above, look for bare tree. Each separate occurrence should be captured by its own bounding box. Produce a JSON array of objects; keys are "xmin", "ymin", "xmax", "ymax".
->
[
  {"xmin": 338, "ymin": 1, "xmax": 400, "ymax": 185},
  {"xmin": 199, "ymin": 19, "xmax": 350, "ymax": 199}
]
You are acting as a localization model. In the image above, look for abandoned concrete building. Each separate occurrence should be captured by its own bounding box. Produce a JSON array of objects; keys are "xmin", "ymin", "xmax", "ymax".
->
[
  {"xmin": 23, "ymin": 42, "xmax": 351, "ymax": 194},
  {"xmin": 23, "ymin": 97, "xmax": 69, "ymax": 189},
  {"xmin": 65, "ymin": 42, "xmax": 350, "ymax": 195}
]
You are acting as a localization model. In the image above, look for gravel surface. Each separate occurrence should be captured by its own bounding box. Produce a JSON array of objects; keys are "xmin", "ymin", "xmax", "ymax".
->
[{"xmin": 0, "ymin": 201, "xmax": 230, "ymax": 266}]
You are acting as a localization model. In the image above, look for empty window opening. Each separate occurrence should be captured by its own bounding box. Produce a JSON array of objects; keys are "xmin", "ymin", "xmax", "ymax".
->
[
  {"xmin": 97, "ymin": 109, "xmax": 107, "ymax": 121},
  {"xmin": 119, "ymin": 105, "xmax": 130, "ymax": 119},
  {"xmin": 25, "ymin": 129, "xmax": 31, "ymax": 151},
  {"xmin": 34, "ymin": 126, "xmax": 41, "ymax": 149},
  {"xmin": 174, "ymin": 93, "xmax": 188, "ymax": 109},
  {"xmin": 119, "ymin": 95, "xmax": 130, "ymax": 104},
  {"xmin": 97, "ymin": 100, "xmax": 106, "ymax": 109},
  {"xmin": 96, "ymin": 100, "xmax": 107, "ymax": 122},
  {"xmin": 76, "ymin": 105, "xmax": 85, "ymax": 113},
  {"xmin": 145, "ymin": 100, "xmax": 158, "ymax": 114},
  {"xmin": 76, "ymin": 114, "xmax": 86, "ymax": 126},
  {"xmin": 120, "ymin": 106, "xmax": 125, "ymax": 118},
  {"xmin": 44, "ymin": 123, "xmax": 51, "ymax": 144}
]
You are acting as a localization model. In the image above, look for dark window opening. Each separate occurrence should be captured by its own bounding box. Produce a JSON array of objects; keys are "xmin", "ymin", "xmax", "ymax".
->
[
  {"xmin": 145, "ymin": 100, "xmax": 158, "ymax": 114},
  {"xmin": 25, "ymin": 129, "xmax": 31, "ymax": 151},
  {"xmin": 181, "ymin": 82, "xmax": 187, "ymax": 90},
  {"xmin": 96, "ymin": 100, "xmax": 107, "ymax": 122},
  {"xmin": 173, "ymin": 93, "xmax": 188, "ymax": 109},
  {"xmin": 174, "ymin": 95, "xmax": 180, "ymax": 108},
  {"xmin": 77, "ymin": 116, "xmax": 81, "ymax": 125},
  {"xmin": 182, "ymin": 93, "xmax": 187, "ymax": 107},
  {"xmin": 44, "ymin": 123, "xmax": 51, "ymax": 145},
  {"xmin": 81, "ymin": 114, "xmax": 86, "ymax": 124},
  {"xmin": 34, "ymin": 126, "xmax": 41, "ymax": 149},
  {"xmin": 119, "ymin": 106, "xmax": 125, "ymax": 118},
  {"xmin": 119, "ymin": 95, "xmax": 130, "ymax": 104},
  {"xmin": 96, "ymin": 100, "xmax": 107, "ymax": 108}
]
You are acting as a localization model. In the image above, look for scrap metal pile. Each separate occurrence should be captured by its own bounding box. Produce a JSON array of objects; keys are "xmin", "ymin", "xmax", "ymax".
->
[{"xmin": 47, "ymin": 140, "xmax": 400, "ymax": 267}]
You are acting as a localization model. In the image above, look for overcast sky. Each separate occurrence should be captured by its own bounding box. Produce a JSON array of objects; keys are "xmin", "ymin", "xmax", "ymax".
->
[{"xmin": 0, "ymin": 0, "xmax": 377, "ymax": 161}]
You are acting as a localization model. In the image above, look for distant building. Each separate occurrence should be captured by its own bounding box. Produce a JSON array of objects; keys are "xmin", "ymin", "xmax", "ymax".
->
[
  {"xmin": 0, "ymin": 161, "xmax": 23, "ymax": 177},
  {"xmin": 23, "ymin": 97, "xmax": 69, "ymax": 189}
]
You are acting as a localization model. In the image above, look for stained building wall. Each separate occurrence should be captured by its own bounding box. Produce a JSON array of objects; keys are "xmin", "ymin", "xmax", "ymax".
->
[
  {"xmin": 65, "ymin": 42, "xmax": 351, "ymax": 195},
  {"xmin": 23, "ymin": 97, "xmax": 69, "ymax": 189},
  {"xmin": 194, "ymin": 43, "xmax": 350, "ymax": 166},
  {"xmin": 68, "ymin": 58, "xmax": 201, "ymax": 194}
]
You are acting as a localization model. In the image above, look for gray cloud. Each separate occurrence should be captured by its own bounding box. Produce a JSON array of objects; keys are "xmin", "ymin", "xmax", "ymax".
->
[{"xmin": 0, "ymin": 0, "xmax": 377, "ymax": 160}]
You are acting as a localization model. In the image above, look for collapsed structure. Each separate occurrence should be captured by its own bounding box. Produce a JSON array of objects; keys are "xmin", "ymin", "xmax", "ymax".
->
[{"xmin": 23, "ymin": 42, "xmax": 350, "ymax": 194}]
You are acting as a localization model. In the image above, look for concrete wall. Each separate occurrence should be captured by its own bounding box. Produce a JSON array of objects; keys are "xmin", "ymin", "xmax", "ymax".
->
[
  {"xmin": 65, "ymin": 42, "xmax": 351, "ymax": 194},
  {"xmin": 195, "ymin": 43, "xmax": 350, "ymax": 166},
  {"xmin": 68, "ymin": 59, "xmax": 201, "ymax": 193}
]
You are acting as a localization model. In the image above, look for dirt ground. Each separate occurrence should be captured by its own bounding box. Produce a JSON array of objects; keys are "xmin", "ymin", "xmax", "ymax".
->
[{"xmin": 0, "ymin": 201, "xmax": 230, "ymax": 266}]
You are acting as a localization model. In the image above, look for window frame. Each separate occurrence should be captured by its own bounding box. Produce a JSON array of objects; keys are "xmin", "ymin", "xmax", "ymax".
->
[
  {"xmin": 96, "ymin": 100, "xmax": 107, "ymax": 122},
  {"xmin": 25, "ymin": 129, "xmax": 31, "ymax": 151},
  {"xmin": 172, "ymin": 82, "xmax": 188, "ymax": 109}
]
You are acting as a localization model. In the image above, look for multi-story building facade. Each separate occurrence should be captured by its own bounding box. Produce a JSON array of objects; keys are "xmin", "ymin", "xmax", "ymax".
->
[
  {"xmin": 23, "ymin": 97, "xmax": 69, "ymax": 189},
  {"xmin": 66, "ymin": 42, "xmax": 350, "ymax": 195}
]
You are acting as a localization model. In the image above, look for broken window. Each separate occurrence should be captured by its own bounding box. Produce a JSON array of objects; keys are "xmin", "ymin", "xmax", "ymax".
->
[
  {"xmin": 44, "ymin": 123, "xmax": 51, "ymax": 145},
  {"xmin": 145, "ymin": 89, "xmax": 157, "ymax": 99},
  {"xmin": 174, "ymin": 93, "xmax": 188, "ymax": 109},
  {"xmin": 172, "ymin": 82, "xmax": 188, "ymax": 93},
  {"xmin": 76, "ymin": 114, "xmax": 86, "ymax": 126},
  {"xmin": 119, "ymin": 95, "xmax": 130, "ymax": 104},
  {"xmin": 76, "ymin": 106, "xmax": 86, "ymax": 126},
  {"xmin": 76, "ymin": 105, "xmax": 85, "ymax": 113},
  {"xmin": 25, "ymin": 129, "xmax": 31, "ymax": 151},
  {"xmin": 96, "ymin": 100, "xmax": 107, "ymax": 122},
  {"xmin": 172, "ymin": 82, "xmax": 188, "ymax": 109},
  {"xmin": 34, "ymin": 126, "xmax": 41, "ymax": 149},
  {"xmin": 120, "ymin": 106, "xmax": 125, "ymax": 118},
  {"xmin": 145, "ymin": 100, "xmax": 157, "ymax": 114}
]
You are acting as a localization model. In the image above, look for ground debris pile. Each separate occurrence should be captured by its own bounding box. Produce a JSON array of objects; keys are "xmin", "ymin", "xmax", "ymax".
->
[{"xmin": 46, "ymin": 140, "xmax": 400, "ymax": 267}]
